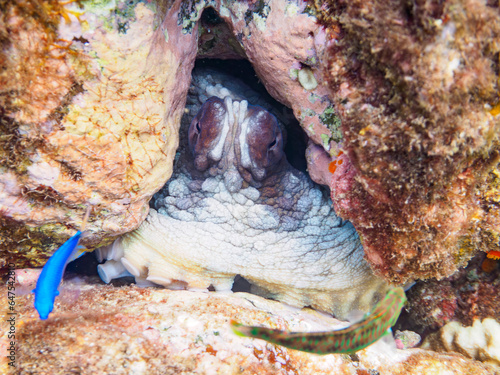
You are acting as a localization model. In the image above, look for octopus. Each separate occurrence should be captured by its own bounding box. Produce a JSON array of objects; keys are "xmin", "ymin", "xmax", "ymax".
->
[{"xmin": 97, "ymin": 68, "xmax": 389, "ymax": 319}]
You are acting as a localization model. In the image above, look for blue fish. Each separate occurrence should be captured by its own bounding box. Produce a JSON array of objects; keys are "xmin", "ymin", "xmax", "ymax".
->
[{"xmin": 33, "ymin": 230, "xmax": 84, "ymax": 320}]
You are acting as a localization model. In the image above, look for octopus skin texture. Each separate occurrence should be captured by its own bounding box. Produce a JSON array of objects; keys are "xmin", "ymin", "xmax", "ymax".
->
[{"xmin": 98, "ymin": 69, "xmax": 388, "ymax": 319}]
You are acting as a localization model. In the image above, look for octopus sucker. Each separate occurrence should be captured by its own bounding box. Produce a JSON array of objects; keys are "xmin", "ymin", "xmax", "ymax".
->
[
  {"xmin": 97, "ymin": 260, "xmax": 132, "ymax": 284},
  {"xmin": 98, "ymin": 67, "xmax": 389, "ymax": 319}
]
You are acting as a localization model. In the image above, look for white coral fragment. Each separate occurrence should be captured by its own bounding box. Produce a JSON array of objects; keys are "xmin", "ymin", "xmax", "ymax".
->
[
  {"xmin": 298, "ymin": 68, "xmax": 318, "ymax": 91},
  {"xmin": 422, "ymin": 318, "xmax": 500, "ymax": 367}
]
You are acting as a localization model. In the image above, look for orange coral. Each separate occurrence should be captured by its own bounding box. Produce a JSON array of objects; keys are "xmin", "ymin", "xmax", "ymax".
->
[
  {"xmin": 486, "ymin": 250, "xmax": 500, "ymax": 260},
  {"xmin": 328, "ymin": 150, "xmax": 344, "ymax": 174}
]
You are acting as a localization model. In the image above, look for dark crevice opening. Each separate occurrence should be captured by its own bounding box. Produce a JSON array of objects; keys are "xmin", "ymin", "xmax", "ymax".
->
[
  {"xmin": 231, "ymin": 275, "xmax": 252, "ymax": 293},
  {"xmin": 200, "ymin": 6, "xmax": 224, "ymax": 26}
]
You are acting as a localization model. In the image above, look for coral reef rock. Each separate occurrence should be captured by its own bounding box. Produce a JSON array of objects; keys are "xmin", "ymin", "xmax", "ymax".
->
[
  {"xmin": 2, "ymin": 281, "xmax": 498, "ymax": 374},
  {"xmin": 394, "ymin": 330, "xmax": 421, "ymax": 350},
  {"xmin": 405, "ymin": 253, "xmax": 500, "ymax": 332},
  {"xmin": 320, "ymin": 0, "xmax": 500, "ymax": 283},
  {"xmin": 1, "ymin": 0, "xmax": 195, "ymax": 267},
  {"xmin": 423, "ymin": 318, "xmax": 500, "ymax": 368}
]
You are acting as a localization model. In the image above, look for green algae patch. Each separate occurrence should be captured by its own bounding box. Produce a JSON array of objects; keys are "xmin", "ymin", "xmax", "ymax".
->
[
  {"xmin": 319, "ymin": 106, "xmax": 342, "ymax": 143},
  {"xmin": 178, "ymin": 0, "xmax": 206, "ymax": 34}
]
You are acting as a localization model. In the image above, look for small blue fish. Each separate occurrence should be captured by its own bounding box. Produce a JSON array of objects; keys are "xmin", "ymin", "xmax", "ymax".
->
[
  {"xmin": 33, "ymin": 207, "xmax": 91, "ymax": 320},
  {"xmin": 33, "ymin": 231, "xmax": 84, "ymax": 319}
]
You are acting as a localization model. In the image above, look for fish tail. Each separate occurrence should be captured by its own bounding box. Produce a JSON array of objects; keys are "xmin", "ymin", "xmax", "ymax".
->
[{"xmin": 230, "ymin": 320, "xmax": 248, "ymax": 337}]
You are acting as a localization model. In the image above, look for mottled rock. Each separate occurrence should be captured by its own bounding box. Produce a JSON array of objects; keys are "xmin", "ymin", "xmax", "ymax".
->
[
  {"xmin": 1, "ymin": 281, "xmax": 497, "ymax": 374},
  {"xmin": 317, "ymin": 0, "xmax": 500, "ymax": 283},
  {"xmin": 395, "ymin": 330, "xmax": 421, "ymax": 350},
  {"xmin": 1, "ymin": 0, "xmax": 196, "ymax": 267},
  {"xmin": 405, "ymin": 253, "xmax": 500, "ymax": 332},
  {"xmin": 406, "ymin": 280, "xmax": 459, "ymax": 331}
]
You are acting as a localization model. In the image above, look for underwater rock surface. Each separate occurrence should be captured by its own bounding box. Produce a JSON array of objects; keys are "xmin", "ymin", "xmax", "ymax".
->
[
  {"xmin": 422, "ymin": 318, "xmax": 500, "ymax": 368},
  {"xmin": 405, "ymin": 253, "xmax": 500, "ymax": 332},
  {"xmin": 3, "ymin": 281, "xmax": 498, "ymax": 375},
  {"xmin": 1, "ymin": 1, "xmax": 194, "ymax": 266},
  {"xmin": 319, "ymin": 0, "xmax": 500, "ymax": 283}
]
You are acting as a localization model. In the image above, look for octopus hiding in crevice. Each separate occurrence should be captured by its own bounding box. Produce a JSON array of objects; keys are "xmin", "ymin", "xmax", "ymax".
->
[{"xmin": 96, "ymin": 65, "xmax": 388, "ymax": 319}]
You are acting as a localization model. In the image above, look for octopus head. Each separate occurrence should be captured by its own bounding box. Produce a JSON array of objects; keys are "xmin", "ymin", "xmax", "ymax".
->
[{"xmin": 188, "ymin": 96, "xmax": 284, "ymax": 192}]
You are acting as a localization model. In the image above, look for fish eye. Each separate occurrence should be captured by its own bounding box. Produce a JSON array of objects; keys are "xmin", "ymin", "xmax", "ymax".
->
[{"xmin": 195, "ymin": 121, "xmax": 201, "ymax": 133}]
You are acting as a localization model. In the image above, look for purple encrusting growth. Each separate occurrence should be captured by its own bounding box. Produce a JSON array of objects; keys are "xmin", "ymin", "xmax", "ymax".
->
[{"xmin": 231, "ymin": 287, "xmax": 406, "ymax": 354}]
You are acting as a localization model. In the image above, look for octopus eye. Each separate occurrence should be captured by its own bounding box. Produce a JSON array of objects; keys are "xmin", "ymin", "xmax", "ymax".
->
[
  {"xmin": 268, "ymin": 138, "xmax": 277, "ymax": 150},
  {"xmin": 242, "ymin": 106, "xmax": 285, "ymax": 181},
  {"xmin": 265, "ymin": 131, "xmax": 283, "ymax": 167},
  {"xmin": 188, "ymin": 97, "xmax": 227, "ymax": 171}
]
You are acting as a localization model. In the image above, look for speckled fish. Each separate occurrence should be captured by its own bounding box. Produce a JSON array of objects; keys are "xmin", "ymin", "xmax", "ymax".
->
[
  {"xmin": 33, "ymin": 208, "xmax": 90, "ymax": 320},
  {"xmin": 231, "ymin": 287, "xmax": 407, "ymax": 355}
]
